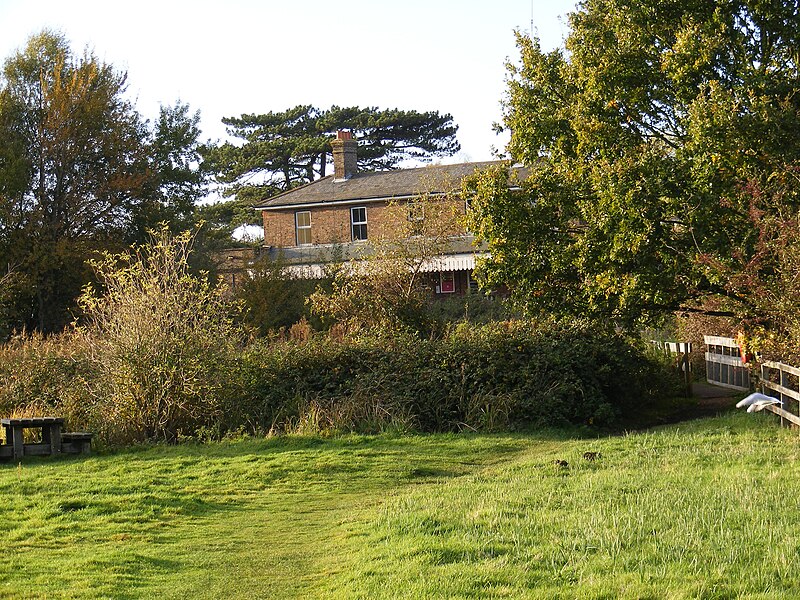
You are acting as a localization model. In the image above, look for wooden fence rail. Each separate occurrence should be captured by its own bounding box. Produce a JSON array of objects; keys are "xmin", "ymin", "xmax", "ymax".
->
[{"xmin": 760, "ymin": 361, "xmax": 800, "ymax": 427}]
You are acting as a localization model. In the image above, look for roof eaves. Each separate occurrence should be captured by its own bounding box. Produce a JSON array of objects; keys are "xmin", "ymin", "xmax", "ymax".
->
[{"xmin": 260, "ymin": 191, "xmax": 451, "ymax": 211}]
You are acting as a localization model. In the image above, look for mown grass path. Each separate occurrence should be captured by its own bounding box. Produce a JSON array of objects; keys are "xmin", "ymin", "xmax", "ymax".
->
[
  {"xmin": 3, "ymin": 413, "xmax": 800, "ymax": 598},
  {"xmin": 0, "ymin": 434, "xmax": 529, "ymax": 598}
]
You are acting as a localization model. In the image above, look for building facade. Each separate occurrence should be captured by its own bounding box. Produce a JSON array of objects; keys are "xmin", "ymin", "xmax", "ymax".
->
[{"xmin": 254, "ymin": 131, "xmax": 523, "ymax": 295}]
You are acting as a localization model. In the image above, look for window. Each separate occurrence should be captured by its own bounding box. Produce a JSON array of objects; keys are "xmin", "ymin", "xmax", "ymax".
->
[
  {"xmin": 467, "ymin": 272, "xmax": 479, "ymax": 294},
  {"xmin": 407, "ymin": 203, "xmax": 424, "ymax": 236},
  {"xmin": 295, "ymin": 211, "xmax": 311, "ymax": 245},
  {"xmin": 351, "ymin": 206, "xmax": 368, "ymax": 241}
]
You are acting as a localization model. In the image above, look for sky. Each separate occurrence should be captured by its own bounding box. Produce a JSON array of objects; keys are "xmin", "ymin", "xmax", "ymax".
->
[{"xmin": 0, "ymin": 0, "xmax": 577, "ymax": 164}]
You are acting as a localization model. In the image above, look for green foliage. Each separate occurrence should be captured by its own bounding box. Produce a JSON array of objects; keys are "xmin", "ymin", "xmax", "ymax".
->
[
  {"xmin": 0, "ymin": 316, "xmax": 676, "ymax": 442},
  {"xmin": 423, "ymin": 293, "xmax": 518, "ymax": 330},
  {"xmin": 78, "ymin": 227, "xmax": 243, "ymax": 443},
  {"xmin": 234, "ymin": 321, "xmax": 678, "ymax": 434},
  {"xmin": 132, "ymin": 101, "xmax": 209, "ymax": 239},
  {"xmin": 0, "ymin": 270, "xmax": 27, "ymax": 339},
  {"xmin": 0, "ymin": 229, "xmax": 244, "ymax": 444},
  {"xmin": 194, "ymin": 196, "xmax": 258, "ymax": 240},
  {"xmin": 307, "ymin": 260, "xmax": 434, "ymax": 336},
  {"xmin": 0, "ymin": 32, "xmax": 209, "ymax": 333},
  {"xmin": 470, "ymin": 1, "xmax": 800, "ymax": 326},
  {"xmin": 0, "ymin": 30, "xmax": 149, "ymax": 331},
  {"xmin": 699, "ymin": 193, "xmax": 800, "ymax": 363},
  {"xmin": 235, "ymin": 253, "xmax": 320, "ymax": 336}
]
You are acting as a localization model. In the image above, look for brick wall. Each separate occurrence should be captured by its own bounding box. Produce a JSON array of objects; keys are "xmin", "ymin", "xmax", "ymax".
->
[{"xmin": 262, "ymin": 197, "xmax": 466, "ymax": 248}]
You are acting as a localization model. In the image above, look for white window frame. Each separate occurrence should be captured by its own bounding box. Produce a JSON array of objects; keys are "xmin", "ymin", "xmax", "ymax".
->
[
  {"xmin": 351, "ymin": 206, "xmax": 368, "ymax": 241},
  {"xmin": 295, "ymin": 210, "xmax": 312, "ymax": 246}
]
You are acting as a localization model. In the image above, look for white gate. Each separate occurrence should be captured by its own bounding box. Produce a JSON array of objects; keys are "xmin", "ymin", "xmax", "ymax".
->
[{"xmin": 704, "ymin": 335, "xmax": 749, "ymax": 391}]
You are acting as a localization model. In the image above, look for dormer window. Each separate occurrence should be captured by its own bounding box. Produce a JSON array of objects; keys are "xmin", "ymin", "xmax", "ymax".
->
[
  {"xmin": 351, "ymin": 207, "xmax": 368, "ymax": 241},
  {"xmin": 295, "ymin": 211, "xmax": 312, "ymax": 245}
]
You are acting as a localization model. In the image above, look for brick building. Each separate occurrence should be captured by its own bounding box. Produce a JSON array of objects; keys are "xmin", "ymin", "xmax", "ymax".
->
[{"xmin": 254, "ymin": 131, "xmax": 525, "ymax": 295}]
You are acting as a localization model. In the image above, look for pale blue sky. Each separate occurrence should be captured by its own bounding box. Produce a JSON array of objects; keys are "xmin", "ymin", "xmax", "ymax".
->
[{"xmin": 0, "ymin": 0, "xmax": 577, "ymax": 162}]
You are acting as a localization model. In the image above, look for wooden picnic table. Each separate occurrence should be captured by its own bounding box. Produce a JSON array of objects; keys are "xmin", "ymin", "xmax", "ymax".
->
[{"xmin": 1, "ymin": 417, "xmax": 64, "ymax": 460}]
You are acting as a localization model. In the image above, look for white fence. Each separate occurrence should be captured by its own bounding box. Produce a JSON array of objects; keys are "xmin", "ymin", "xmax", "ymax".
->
[
  {"xmin": 661, "ymin": 335, "xmax": 800, "ymax": 428},
  {"xmin": 652, "ymin": 341, "xmax": 693, "ymax": 395},
  {"xmin": 704, "ymin": 335, "xmax": 750, "ymax": 391}
]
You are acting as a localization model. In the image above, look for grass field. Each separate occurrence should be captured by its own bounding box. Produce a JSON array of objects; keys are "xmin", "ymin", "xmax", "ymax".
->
[{"xmin": 2, "ymin": 411, "xmax": 800, "ymax": 598}]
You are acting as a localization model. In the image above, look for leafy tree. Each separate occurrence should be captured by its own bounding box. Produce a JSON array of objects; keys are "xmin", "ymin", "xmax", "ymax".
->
[
  {"xmin": 0, "ymin": 32, "xmax": 209, "ymax": 333},
  {"xmin": 202, "ymin": 105, "xmax": 461, "ymax": 229},
  {"xmin": 131, "ymin": 101, "xmax": 208, "ymax": 238},
  {"xmin": 468, "ymin": 0, "xmax": 800, "ymax": 327},
  {"xmin": 0, "ymin": 30, "xmax": 149, "ymax": 331}
]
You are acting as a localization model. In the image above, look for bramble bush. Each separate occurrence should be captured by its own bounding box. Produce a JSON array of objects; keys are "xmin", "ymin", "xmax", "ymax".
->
[
  {"xmin": 230, "ymin": 320, "xmax": 679, "ymax": 435},
  {"xmin": 0, "ymin": 317, "xmax": 678, "ymax": 443}
]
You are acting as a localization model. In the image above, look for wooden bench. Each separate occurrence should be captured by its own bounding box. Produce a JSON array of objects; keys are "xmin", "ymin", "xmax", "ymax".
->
[
  {"xmin": 1, "ymin": 417, "xmax": 64, "ymax": 459},
  {"xmin": 61, "ymin": 432, "xmax": 94, "ymax": 454}
]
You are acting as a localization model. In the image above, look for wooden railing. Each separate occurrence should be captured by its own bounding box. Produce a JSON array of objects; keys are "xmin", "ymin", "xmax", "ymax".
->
[{"xmin": 760, "ymin": 361, "xmax": 800, "ymax": 427}]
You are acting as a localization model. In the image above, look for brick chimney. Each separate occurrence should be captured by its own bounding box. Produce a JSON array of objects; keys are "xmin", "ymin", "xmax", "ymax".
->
[{"xmin": 331, "ymin": 130, "xmax": 357, "ymax": 181}]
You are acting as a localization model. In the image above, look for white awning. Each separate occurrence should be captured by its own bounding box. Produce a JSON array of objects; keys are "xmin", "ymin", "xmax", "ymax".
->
[
  {"xmin": 283, "ymin": 252, "xmax": 485, "ymax": 280},
  {"xmin": 417, "ymin": 253, "xmax": 480, "ymax": 273}
]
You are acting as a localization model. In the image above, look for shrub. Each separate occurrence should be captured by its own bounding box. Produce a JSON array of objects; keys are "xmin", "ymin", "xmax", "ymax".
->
[
  {"xmin": 235, "ymin": 254, "xmax": 320, "ymax": 336},
  {"xmin": 78, "ymin": 227, "xmax": 244, "ymax": 444},
  {"xmin": 232, "ymin": 320, "xmax": 678, "ymax": 434}
]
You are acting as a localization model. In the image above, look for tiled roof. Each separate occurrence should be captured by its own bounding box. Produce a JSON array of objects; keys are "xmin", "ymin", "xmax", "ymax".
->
[{"xmin": 255, "ymin": 160, "xmax": 526, "ymax": 209}]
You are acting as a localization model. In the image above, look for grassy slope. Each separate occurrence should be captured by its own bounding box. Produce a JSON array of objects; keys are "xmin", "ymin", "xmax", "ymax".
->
[
  {"xmin": 2, "ymin": 413, "xmax": 800, "ymax": 598},
  {"xmin": 327, "ymin": 413, "xmax": 800, "ymax": 599},
  {"xmin": 0, "ymin": 434, "xmax": 529, "ymax": 599}
]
